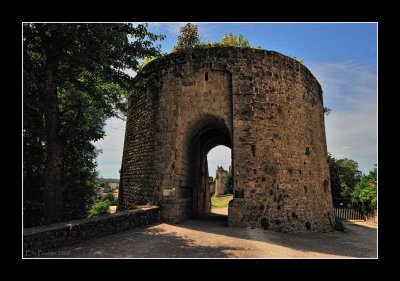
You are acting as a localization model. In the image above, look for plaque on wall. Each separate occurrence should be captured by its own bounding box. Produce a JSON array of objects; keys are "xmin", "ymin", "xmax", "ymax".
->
[{"xmin": 235, "ymin": 188, "xmax": 244, "ymax": 198}]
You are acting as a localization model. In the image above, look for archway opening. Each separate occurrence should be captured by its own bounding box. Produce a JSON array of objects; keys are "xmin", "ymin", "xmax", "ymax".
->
[
  {"xmin": 182, "ymin": 115, "xmax": 232, "ymax": 220},
  {"xmin": 207, "ymin": 145, "xmax": 232, "ymax": 217}
]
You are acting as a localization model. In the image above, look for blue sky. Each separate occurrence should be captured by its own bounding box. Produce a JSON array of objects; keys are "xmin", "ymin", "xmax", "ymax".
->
[{"xmin": 94, "ymin": 22, "xmax": 377, "ymax": 178}]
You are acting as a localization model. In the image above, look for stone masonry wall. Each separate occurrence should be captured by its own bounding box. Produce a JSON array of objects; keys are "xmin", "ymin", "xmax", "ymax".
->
[
  {"xmin": 214, "ymin": 167, "xmax": 228, "ymax": 196},
  {"xmin": 23, "ymin": 206, "xmax": 160, "ymax": 256},
  {"xmin": 120, "ymin": 47, "xmax": 334, "ymax": 232}
]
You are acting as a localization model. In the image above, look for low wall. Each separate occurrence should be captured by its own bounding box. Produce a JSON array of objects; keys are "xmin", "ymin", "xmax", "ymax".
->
[{"xmin": 23, "ymin": 206, "xmax": 160, "ymax": 256}]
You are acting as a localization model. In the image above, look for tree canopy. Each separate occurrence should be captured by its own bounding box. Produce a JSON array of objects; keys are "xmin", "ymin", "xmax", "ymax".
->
[
  {"xmin": 172, "ymin": 23, "xmax": 200, "ymax": 52},
  {"xmin": 209, "ymin": 33, "xmax": 261, "ymax": 49},
  {"xmin": 172, "ymin": 23, "xmax": 261, "ymax": 52},
  {"xmin": 23, "ymin": 23, "xmax": 164, "ymax": 226},
  {"xmin": 352, "ymin": 166, "xmax": 377, "ymax": 213},
  {"xmin": 328, "ymin": 153, "xmax": 363, "ymax": 200}
]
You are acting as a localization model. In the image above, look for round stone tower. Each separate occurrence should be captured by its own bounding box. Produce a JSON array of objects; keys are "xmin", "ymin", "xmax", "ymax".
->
[{"xmin": 119, "ymin": 47, "xmax": 335, "ymax": 232}]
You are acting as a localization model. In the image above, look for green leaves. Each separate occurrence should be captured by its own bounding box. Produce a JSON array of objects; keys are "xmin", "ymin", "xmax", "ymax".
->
[
  {"xmin": 173, "ymin": 23, "xmax": 201, "ymax": 52},
  {"xmin": 200, "ymin": 32, "xmax": 260, "ymax": 49},
  {"xmin": 138, "ymin": 56, "xmax": 156, "ymax": 71},
  {"xmin": 23, "ymin": 23, "xmax": 165, "ymax": 226},
  {"xmin": 351, "ymin": 167, "xmax": 377, "ymax": 212},
  {"xmin": 220, "ymin": 33, "xmax": 250, "ymax": 48},
  {"xmin": 87, "ymin": 200, "xmax": 110, "ymax": 218},
  {"xmin": 328, "ymin": 153, "xmax": 362, "ymax": 200},
  {"xmin": 172, "ymin": 24, "xmax": 261, "ymax": 52}
]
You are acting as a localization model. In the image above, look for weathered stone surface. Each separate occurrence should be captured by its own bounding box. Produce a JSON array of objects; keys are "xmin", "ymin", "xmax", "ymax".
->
[
  {"xmin": 119, "ymin": 47, "xmax": 334, "ymax": 232},
  {"xmin": 213, "ymin": 166, "xmax": 228, "ymax": 196},
  {"xmin": 23, "ymin": 206, "xmax": 160, "ymax": 255}
]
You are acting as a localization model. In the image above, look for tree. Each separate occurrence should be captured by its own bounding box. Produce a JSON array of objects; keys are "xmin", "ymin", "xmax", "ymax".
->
[
  {"xmin": 352, "ymin": 167, "xmax": 377, "ymax": 214},
  {"xmin": 173, "ymin": 23, "xmax": 200, "ymax": 52},
  {"xmin": 172, "ymin": 24, "xmax": 261, "ymax": 52},
  {"xmin": 220, "ymin": 33, "xmax": 250, "ymax": 48},
  {"xmin": 23, "ymin": 23, "xmax": 164, "ymax": 225},
  {"xmin": 328, "ymin": 153, "xmax": 362, "ymax": 201},
  {"xmin": 224, "ymin": 170, "xmax": 233, "ymax": 194},
  {"xmin": 203, "ymin": 33, "xmax": 261, "ymax": 49}
]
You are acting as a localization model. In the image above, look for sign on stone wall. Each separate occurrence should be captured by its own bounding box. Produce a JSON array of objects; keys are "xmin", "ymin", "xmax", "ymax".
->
[
  {"xmin": 235, "ymin": 188, "xmax": 244, "ymax": 198},
  {"xmin": 163, "ymin": 188, "xmax": 176, "ymax": 197}
]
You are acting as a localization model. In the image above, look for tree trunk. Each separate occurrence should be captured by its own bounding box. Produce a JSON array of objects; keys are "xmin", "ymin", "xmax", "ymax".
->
[{"xmin": 43, "ymin": 59, "xmax": 64, "ymax": 224}]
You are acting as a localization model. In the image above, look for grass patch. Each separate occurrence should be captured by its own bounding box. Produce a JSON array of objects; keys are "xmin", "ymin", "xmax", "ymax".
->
[{"xmin": 211, "ymin": 194, "xmax": 233, "ymax": 209}]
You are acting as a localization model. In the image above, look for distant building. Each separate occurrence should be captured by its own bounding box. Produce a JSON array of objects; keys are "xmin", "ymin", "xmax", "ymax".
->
[
  {"xmin": 210, "ymin": 166, "xmax": 228, "ymax": 196},
  {"xmin": 107, "ymin": 182, "xmax": 119, "ymax": 189},
  {"xmin": 112, "ymin": 189, "xmax": 119, "ymax": 200},
  {"xmin": 107, "ymin": 182, "xmax": 119, "ymax": 200}
]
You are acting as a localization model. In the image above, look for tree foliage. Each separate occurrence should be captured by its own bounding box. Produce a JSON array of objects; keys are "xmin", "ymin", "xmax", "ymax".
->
[
  {"xmin": 172, "ymin": 23, "xmax": 261, "ymax": 52},
  {"xmin": 138, "ymin": 56, "xmax": 157, "ymax": 71},
  {"xmin": 173, "ymin": 23, "xmax": 200, "ymax": 52},
  {"xmin": 220, "ymin": 33, "xmax": 250, "ymax": 48},
  {"xmin": 352, "ymin": 167, "xmax": 377, "ymax": 213},
  {"xmin": 224, "ymin": 170, "xmax": 233, "ymax": 194},
  {"xmin": 88, "ymin": 200, "xmax": 110, "ymax": 218},
  {"xmin": 328, "ymin": 153, "xmax": 363, "ymax": 200},
  {"xmin": 204, "ymin": 33, "xmax": 261, "ymax": 49},
  {"xmin": 23, "ymin": 23, "xmax": 164, "ymax": 226}
]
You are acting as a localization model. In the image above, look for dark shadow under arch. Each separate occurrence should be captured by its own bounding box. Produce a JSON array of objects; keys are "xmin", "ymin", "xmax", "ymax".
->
[{"xmin": 182, "ymin": 114, "xmax": 232, "ymax": 218}]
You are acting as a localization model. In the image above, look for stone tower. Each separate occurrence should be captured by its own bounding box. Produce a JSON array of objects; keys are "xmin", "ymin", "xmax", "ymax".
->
[
  {"xmin": 214, "ymin": 166, "xmax": 228, "ymax": 196},
  {"xmin": 119, "ymin": 47, "xmax": 334, "ymax": 232}
]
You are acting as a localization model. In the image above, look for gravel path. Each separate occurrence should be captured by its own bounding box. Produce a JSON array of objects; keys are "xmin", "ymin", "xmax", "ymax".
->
[{"xmin": 46, "ymin": 208, "xmax": 377, "ymax": 258}]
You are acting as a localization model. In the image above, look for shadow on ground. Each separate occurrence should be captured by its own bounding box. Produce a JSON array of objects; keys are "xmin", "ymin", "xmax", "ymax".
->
[
  {"xmin": 45, "ymin": 212, "xmax": 376, "ymax": 258},
  {"xmin": 165, "ymin": 212, "xmax": 377, "ymax": 258},
  {"xmin": 44, "ymin": 222, "xmax": 240, "ymax": 258}
]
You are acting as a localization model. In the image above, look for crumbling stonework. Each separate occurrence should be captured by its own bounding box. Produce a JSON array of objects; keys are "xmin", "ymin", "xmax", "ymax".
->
[
  {"xmin": 119, "ymin": 47, "xmax": 334, "ymax": 232},
  {"xmin": 213, "ymin": 166, "xmax": 228, "ymax": 196}
]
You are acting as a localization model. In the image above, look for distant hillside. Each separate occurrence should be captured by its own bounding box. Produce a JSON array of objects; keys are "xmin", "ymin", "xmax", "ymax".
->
[{"xmin": 98, "ymin": 177, "xmax": 120, "ymax": 183}]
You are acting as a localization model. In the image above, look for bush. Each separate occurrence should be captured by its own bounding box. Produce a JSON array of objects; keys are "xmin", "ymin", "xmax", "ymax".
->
[{"xmin": 88, "ymin": 200, "xmax": 110, "ymax": 218}]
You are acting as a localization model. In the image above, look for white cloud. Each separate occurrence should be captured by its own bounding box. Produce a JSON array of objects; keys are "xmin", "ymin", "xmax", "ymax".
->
[
  {"xmin": 308, "ymin": 61, "xmax": 377, "ymax": 174},
  {"xmin": 207, "ymin": 146, "xmax": 232, "ymax": 177}
]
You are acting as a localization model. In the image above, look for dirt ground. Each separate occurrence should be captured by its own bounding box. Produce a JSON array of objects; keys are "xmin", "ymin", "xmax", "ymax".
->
[{"xmin": 44, "ymin": 208, "xmax": 377, "ymax": 258}]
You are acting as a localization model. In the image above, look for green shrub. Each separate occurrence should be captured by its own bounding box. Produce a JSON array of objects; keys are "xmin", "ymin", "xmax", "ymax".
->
[{"xmin": 88, "ymin": 200, "xmax": 110, "ymax": 217}]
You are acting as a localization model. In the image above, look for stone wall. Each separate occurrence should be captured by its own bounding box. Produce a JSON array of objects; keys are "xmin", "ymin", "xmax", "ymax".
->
[
  {"xmin": 210, "ymin": 181, "xmax": 216, "ymax": 194},
  {"xmin": 214, "ymin": 166, "xmax": 228, "ymax": 196},
  {"xmin": 23, "ymin": 206, "xmax": 160, "ymax": 255},
  {"xmin": 120, "ymin": 47, "xmax": 334, "ymax": 232}
]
